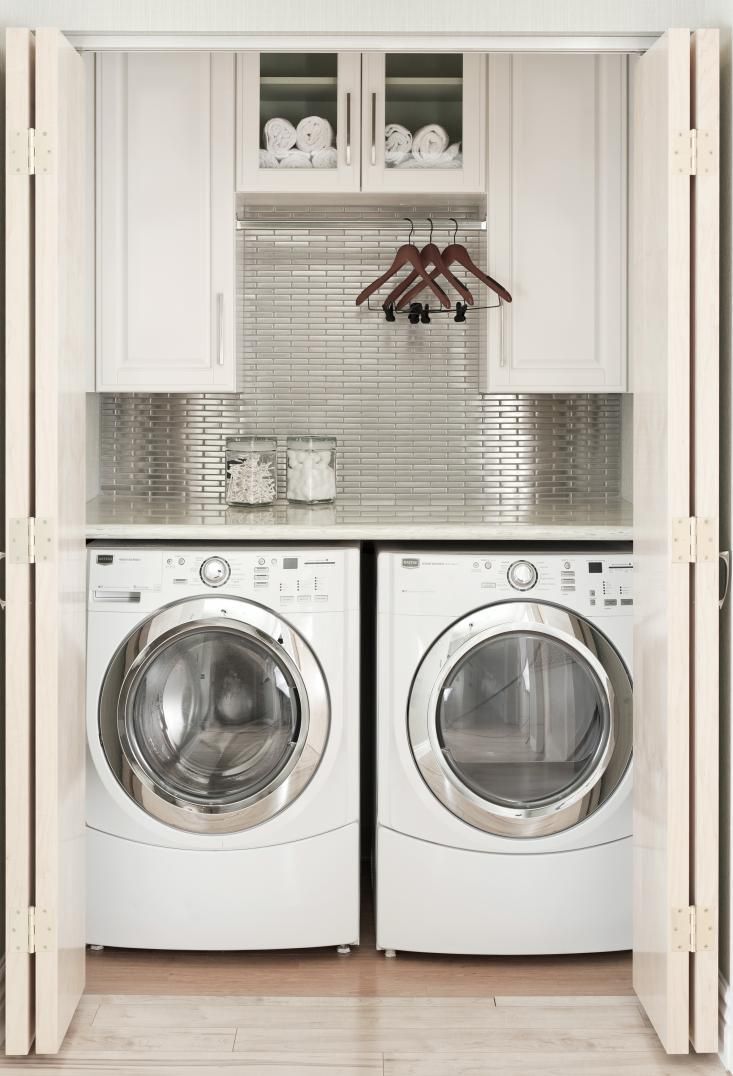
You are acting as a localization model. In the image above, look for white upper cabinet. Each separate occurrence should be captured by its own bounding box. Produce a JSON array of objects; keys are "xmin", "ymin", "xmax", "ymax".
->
[
  {"xmin": 237, "ymin": 52, "xmax": 361, "ymax": 193},
  {"xmin": 235, "ymin": 51, "xmax": 484, "ymax": 195},
  {"xmin": 361, "ymin": 52, "xmax": 484, "ymax": 193},
  {"xmin": 96, "ymin": 53, "xmax": 236, "ymax": 392},
  {"xmin": 483, "ymin": 55, "xmax": 627, "ymax": 393}
]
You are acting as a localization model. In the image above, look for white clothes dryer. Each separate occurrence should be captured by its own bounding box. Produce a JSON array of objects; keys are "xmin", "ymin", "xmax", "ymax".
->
[
  {"xmin": 86, "ymin": 543, "xmax": 360, "ymax": 951},
  {"xmin": 376, "ymin": 548, "xmax": 633, "ymax": 956}
]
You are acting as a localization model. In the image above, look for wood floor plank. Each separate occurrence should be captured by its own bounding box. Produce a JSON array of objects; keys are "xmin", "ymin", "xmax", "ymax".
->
[
  {"xmin": 59, "ymin": 1026, "xmax": 237, "ymax": 1057},
  {"xmin": 1, "ymin": 1058, "xmax": 382, "ymax": 1075},
  {"xmin": 85, "ymin": 946, "xmax": 633, "ymax": 998},
  {"xmin": 494, "ymin": 994, "xmax": 642, "ymax": 1007},
  {"xmin": 233, "ymin": 1025, "xmax": 661, "ymax": 1054},
  {"xmin": 90, "ymin": 997, "xmax": 646, "ymax": 1032},
  {"xmin": 383, "ymin": 1053, "xmax": 725, "ymax": 1075}
]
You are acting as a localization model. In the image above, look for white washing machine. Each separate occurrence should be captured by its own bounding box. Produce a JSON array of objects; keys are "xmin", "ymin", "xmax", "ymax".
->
[
  {"xmin": 376, "ymin": 548, "xmax": 633, "ymax": 956},
  {"xmin": 86, "ymin": 543, "xmax": 360, "ymax": 951}
]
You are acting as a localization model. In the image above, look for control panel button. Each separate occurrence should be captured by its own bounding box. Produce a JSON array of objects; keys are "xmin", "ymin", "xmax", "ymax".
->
[
  {"xmin": 200, "ymin": 556, "xmax": 231, "ymax": 588},
  {"xmin": 507, "ymin": 559, "xmax": 538, "ymax": 591}
]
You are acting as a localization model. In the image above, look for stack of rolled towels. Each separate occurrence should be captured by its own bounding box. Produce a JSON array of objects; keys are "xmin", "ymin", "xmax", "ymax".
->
[
  {"xmin": 384, "ymin": 123, "xmax": 461, "ymax": 169},
  {"xmin": 260, "ymin": 116, "xmax": 337, "ymax": 169}
]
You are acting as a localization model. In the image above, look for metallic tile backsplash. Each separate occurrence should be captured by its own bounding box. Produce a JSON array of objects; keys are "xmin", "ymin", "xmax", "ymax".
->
[{"xmin": 100, "ymin": 206, "xmax": 622, "ymax": 506}]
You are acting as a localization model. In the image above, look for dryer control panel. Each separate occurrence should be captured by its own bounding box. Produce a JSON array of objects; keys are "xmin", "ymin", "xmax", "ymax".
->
[
  {"xmin": 381, "ymin": 551, "xmax": 633, "ymax": 619},
  {"xmin": 88, "ymin": 545, "xmax": 357, "ymax": 613}
]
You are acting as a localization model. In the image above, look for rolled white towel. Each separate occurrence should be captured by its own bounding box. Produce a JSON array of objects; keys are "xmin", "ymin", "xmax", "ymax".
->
[
  {"xmin": 311, "ymin": 146, "xmax": 338, "ymax": 169},
  {"xmin": 384, "ymin": 123, "xmax": 412, "ymax": 164},
  {"xmin": 396, "ymin": 149, "xmax": 463, "ymax": 169},
  {"xmin": 258, "ymin": 148, "xmax": 279, "ymax": 169},
  {"xmin": 278, "ymin": 149, "xmax": 313, "ymax": 168},
  {"xmin": 445, "ymin": 142, "xmax": 461, "ymax": 160},
  {"xmin": 296, "ymin": 115, "xmax": 333, "ymax": 153},
  {"xmin": 411, "ymin": 123, "xmax": 449, "ymax": 161},
  {"xmin": 264, "ymin": 117, "xmax": 297, "ymax": 158}
]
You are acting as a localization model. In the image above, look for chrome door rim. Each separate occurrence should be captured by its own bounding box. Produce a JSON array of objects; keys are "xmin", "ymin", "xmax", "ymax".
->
[
  {"xmin": 408, "ymin": 601, "xmax": 632, "ymax": 838},
  {"xmin": 99, "ymin": 596, "xmax": 330, "ymax": 834}
]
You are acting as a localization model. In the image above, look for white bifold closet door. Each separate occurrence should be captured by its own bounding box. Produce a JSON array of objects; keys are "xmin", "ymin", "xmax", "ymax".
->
[
  {"xmin": 631, "ymin": 27, "xmax": 719, "ymax": 1055},
  {"xmin": 4, "ymin": 27, "xmax": 87, "ymax": 1056}
]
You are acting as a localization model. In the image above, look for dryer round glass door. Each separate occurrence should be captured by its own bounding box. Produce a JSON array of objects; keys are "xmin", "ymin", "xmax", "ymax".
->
[
  {"xmin": 408, "ymin": 601, "xmax": 632, "ymax": 837},
  {"xmin": 99, "ymin": 597, "xmax": 329, "ymax": 833}
]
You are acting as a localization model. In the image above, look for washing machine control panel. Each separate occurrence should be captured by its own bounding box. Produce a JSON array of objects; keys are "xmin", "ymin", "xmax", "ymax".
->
[
  {"xmin": 387, "ymin": 552, "xmax": 633, "ymax": 618},
  {"xmin": 88, "ymin": 546, "xmax": 352, "ymax": 612}
]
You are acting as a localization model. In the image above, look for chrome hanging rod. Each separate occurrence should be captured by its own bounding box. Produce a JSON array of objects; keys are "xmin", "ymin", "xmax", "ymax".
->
[{"xmin": 236, "ymin": 217, "xmax": 487, "ymax": 231}]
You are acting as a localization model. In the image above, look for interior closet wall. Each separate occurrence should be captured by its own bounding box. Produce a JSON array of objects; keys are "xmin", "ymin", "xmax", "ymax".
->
[{"xmin": 98, "ymin": 206, "xmax": 623, "ymax": 508}]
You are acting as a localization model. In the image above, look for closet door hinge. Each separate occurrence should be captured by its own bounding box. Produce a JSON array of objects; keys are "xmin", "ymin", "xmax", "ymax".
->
[
  {"xmin": 673, "ymin": 128, "xmax": 698, "ymax": 176},
  {"xmin": 7, "ymin": 127, "xmax": 35, "ymax": 175},
  {"xmin": 8, "ymin": 517, "xmax": 36, "ymax": 564},
  {"xmin": 672, "ymin": 517, "xmax": 716, "ymax": 564},
  {"xmin": 6, "ymin": 127, "xmax": 53, "ymax": 176},
  {"xmin": 672, "ymin": 905, "xmax": 716, "ymax": 953},
  {"xmin": 27, "ymin": 906, "xmax": 36, "ymax": 955}
]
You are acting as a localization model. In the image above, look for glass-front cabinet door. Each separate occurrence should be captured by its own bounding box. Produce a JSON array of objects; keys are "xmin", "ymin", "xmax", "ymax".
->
[
  {"xmin": 237, "ymin": 52, "xmax": 361, "ymax": 192},
  {"xmin": 361, "ymin": 52, "xmax": 484, "ymax": 193}
]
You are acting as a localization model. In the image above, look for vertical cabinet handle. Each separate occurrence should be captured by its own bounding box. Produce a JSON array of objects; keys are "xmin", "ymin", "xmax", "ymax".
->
[
  {"xmin": 345, "ymin": 91, "xmax": 351, "ymax": 166},
  {"xmin": 371, "ymin": 92, "xmax": 377, "ymax": 165},
  {"xmin": 216, "ymin": 293, "xmax": 225, "ymax": 366},
  {"xmin": 498, "ymin": 300, "xmax": 506, "ymax": 367},
  {"xmin": 720, "ymin": 551, "xmax": 730, "ymax": 610}
]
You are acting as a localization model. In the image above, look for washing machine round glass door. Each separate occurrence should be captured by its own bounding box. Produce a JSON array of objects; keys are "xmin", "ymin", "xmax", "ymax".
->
[
  {"xmin": 408, "ymin": 601, "xmax": 632, "ymax": 837},
  {"xmin": 99, "ymin": 596, "xmax": 329, "ymax": 833}
]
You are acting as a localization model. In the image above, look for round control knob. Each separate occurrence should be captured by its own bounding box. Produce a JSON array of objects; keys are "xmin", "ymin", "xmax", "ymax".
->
[
  {"xmin": 507, "ymin": 559, "xmax": 538, "ymax": 591},
  {"xmin": 200, "ymin": 556, "xmax": 230, "ymax": 588}
]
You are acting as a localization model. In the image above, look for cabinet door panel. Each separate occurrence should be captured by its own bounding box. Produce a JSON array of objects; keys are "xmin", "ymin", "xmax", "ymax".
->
[
  {"xmin": 236, "ymin": 52, "xmax": 361, "ymax": 193},
  {"xmin": 4, "ymin": 27, "xmax": 35, "ymax": 1055},
  {"xmin": 485, "ymin": 55, "xmax": 626, "ymax": 392},
  {"xmin": 630, "ymin": 28, "xmax": 692, "ymax": 1055},
  {"xmin": 34, "ymin": 26, "xmax": 87, "ymax": 1054},
  {"xmin": 689, "ymin": 27, "xmax": 720, "ymax": 1055},
  {"xmin": 96, "ymin": 53, "xmax": 235, "ymax": 392},
  {"xmin": 361, "ymin": 52, "xmax": 484, "ymax": 193}
]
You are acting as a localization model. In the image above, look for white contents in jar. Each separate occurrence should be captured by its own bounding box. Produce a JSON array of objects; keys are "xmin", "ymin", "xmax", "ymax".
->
[
  {"xmin": 226, "ymin": 453, "xmax": 276, "ymax": 505},
  {"xmin": 287, "ymin": 448, "xmax": 336, "ymax": 503}
]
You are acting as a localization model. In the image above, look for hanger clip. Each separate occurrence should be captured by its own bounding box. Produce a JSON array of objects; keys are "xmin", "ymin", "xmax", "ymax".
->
[
  {"xmin": 454, "ymin": 302, "xmax": 468, "ymax": 323},
  {"xmin": 420, "ymin": 304, "xmax": 431, "ymax": 324},
  {"xmin": 408, "ymin": 302, "xmax": 422, "ymax": 325},
  {"xmin": 384, "ymin": 302, "xmax": 396, "ymax": 323}
]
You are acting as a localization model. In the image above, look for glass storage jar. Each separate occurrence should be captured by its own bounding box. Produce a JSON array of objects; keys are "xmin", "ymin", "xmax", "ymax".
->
[
  {"xmin": 286, "ymin": 436, "xmax": 337, "ymax": 504},
  {"xmin": 225, "ymin": 436, "xmax": 277, "ymax": 506}
]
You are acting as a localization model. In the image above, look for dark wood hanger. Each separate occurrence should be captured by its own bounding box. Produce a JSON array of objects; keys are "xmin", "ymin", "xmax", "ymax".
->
[
  {"xmin": 382, "ymin": 222, "xmax": 474, "ymax": 309},
  {"xmin": 396, "ymin": 219, "xmax": 512, "ymax": 310},
  {"xmin": 355, "ymin": 220, "xmax": 451, "ymax": 309}
]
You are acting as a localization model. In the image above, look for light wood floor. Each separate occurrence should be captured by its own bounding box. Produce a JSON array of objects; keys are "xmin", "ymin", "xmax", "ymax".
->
[
  {"xmin": 3, "ymin": 887, "xmax": 723, "ymax": 1073},
  {"xmin": 2, "ymin": 994, "xmax": 723, "ymax": 1074}
]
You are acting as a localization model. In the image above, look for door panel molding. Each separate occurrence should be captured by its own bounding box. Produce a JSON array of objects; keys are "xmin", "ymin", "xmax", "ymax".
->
[
  {"xmin": 689, "ymin": 26, "xmax": 720, "ymax": 1055},
  {"xmin": 630, "ymin": 26, "xmax": 692, "ymax": 1055},
  {"xmin": 4, "ymin": 26, "xmax": 36, "ymax": 1056},
  {"xmin": 33, "ymin": 26, "xmax": 87, "ymax": 1055}
]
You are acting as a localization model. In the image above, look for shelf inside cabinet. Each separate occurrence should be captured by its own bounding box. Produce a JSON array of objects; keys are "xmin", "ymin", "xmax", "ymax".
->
[
  {"xmin": 384, "ymin": 76, "xmax": 463, "ymax": 103},
  {"xmin": 260, "ymin": 76, "xmax": 338, "ymax": 105}
]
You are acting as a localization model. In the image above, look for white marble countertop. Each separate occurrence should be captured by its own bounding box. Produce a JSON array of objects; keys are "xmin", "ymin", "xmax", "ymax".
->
[{"xmin": 86, "ymin": 496, "xmax": 633, "ymax": 542}]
